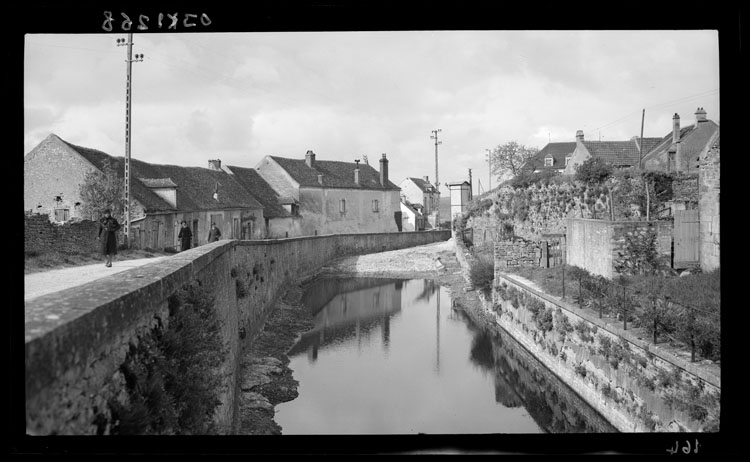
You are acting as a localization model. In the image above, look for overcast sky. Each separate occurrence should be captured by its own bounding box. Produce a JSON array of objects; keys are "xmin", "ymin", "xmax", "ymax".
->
[{"xmin": 24, "ymin": 30, "xmax": 719, "ymax": 195}]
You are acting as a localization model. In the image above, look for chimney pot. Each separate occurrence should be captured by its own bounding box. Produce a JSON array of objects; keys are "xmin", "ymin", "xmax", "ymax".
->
[
  {"xmin": 695, "ymin": 107, "xmax": 707, "ymax": 123},
  {"xmin": 305, "ymin": 150, "xmax": 316, "ymax": 169},
  {"xmin": 576, "ymin": 130, "xmax": 584, "ymax": 141},
  {"xmin": 423, "ymin": 175, "xmax": 429, "ymax": 183},
  {"xmin": 673, "ymin": 113, "xmax": 681, "ymax": 144},
  {"xmin": 379, "ymin": 153, "xmax": 389, "ymax": 186}
]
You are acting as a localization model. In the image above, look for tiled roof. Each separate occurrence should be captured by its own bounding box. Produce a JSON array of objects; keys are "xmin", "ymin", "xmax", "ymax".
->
[
  {"xmin": 583, "ymin": 140, "xmax": 644, "ymax": 166},
  {"xmin": 269, "ymin": 156, "xmax": 400, "ymax": 190},
  {"xmin": 407, "ymin": 177, "xmax": 436, "ymax": 193},
  {"xmin": 400, "ymin": 198, "xmax": 420, "ymax": 215},
  {"xmin": 525, "ymin": 142, "xmax": 576, "ymax": 170},
  {"xmin": 138, "ymin": 178, "xmax": 177, "ymax": 188},
  {"xmin": 642, "ymin": 121, "xmax": 719, "ymax": 167},
  {"xmin": 62, "ymin": 138, "xmax": 263, "ymax": 213},
  {"xmin": 226, "ymin": 165, "xmax": 291, "ymax": 218},
  {"xmin": 62, "ymin": 140, "xmax": 175, "ymax": 213}
]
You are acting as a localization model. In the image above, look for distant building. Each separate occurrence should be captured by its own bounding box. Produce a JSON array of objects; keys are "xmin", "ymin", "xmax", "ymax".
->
[
  {"xmin": 642, "ymin": 108, "xmax": 720, "ymax": 173},
  {"xmin": 400, "ymin": 197, "xmax": 425, "ymax": 232},
  {"xmin": 398, "ymin": 176, "xmax": 439, "ymax": 228},
  {"xmin": 524, "ymin": 142, "xmax": 577, "ymax": 173},
  {"xmin": 447, "ymin": 181, "xmax": 472, "ymax": 220},
  {"xmin": 24, "ymin": 134, "xmax": 266, "ymax": 250},
  {"xmin": 563, "ymin": 130, "xmax": 663, "ymax": 175},
  {"xmin": 255, "ymin": 151, "xmax": 402, "ymax": 235}
]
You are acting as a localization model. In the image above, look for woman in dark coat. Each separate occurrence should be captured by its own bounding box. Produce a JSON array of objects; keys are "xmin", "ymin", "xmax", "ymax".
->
[
  {"xmin": 178, "ymin": 220, "xmax": 193, "ymax": 251},
  {"xmin": 98, "ymin": 209, "xmax": 121, "ymax": 267}
]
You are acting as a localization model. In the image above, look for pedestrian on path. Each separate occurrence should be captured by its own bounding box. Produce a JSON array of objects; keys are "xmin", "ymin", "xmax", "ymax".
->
[
  {"xmin": 207, "ymin": 222, "xmax": 222, "ymax": 243},
  {"xmin": 97, "ymin": 209, "xmax": 121, "ymax": 267},
  {"xmin": 178, "ymin": 220, "xmax": 193, "ymax": 251}
]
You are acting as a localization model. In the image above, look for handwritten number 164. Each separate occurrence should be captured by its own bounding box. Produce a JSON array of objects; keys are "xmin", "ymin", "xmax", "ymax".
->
[{"xmin": 667, "ymin": 439, "xmax": 700, "ymax": 455}]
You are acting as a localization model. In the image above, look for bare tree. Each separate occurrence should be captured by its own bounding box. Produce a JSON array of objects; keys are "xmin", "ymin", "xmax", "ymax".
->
[
  {"xmin": 487, "ymin": 141, "xmax": 539, "ymax": 183},
  {"xmin": 78, "ymin": 159, "xmax": 126, "ymax": 222}
]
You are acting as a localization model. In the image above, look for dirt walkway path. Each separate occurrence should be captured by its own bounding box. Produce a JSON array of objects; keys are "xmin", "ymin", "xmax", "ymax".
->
[{"xmin": 24, "ymin": 256, "xmax": 169, "ymax": 302}]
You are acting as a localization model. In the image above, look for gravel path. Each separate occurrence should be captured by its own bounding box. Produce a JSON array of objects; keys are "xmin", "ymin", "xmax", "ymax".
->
[
  {"xmin": 24, "ymin": 256, "xmax": 169, "ymax": 301},
  {"xmin": 323, "ymin": 238, "xmax": 456, "ymax": 274}
]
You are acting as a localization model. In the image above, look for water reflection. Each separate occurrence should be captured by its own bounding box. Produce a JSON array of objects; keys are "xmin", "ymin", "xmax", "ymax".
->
[{"xmin": 276, "ymin": 278, "xmax": 614, "ymax": 434}]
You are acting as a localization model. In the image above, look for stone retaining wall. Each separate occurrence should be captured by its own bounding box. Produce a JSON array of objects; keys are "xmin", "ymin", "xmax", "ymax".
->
[
  {"xmin": 24, "ymin": 230, "xmax": 451, "ymax": 435},
  {"xmin": 24, "ymin": 213, "xmax": 101, "ymax": 255}
]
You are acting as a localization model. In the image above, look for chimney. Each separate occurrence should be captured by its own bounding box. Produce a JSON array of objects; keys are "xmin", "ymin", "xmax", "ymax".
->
[
  {"xmin": 379, "ymin": 153, "xmax": 389, "ymax": 186},
  {"xmin": 695, "ymin": 107, "xmax": 707, "ymax": 124},
  {"xmin": 354, "ymin": 159, "xmax": 360, "ymax": 185},
  {"xmin": 576, "ymin": 130, "xmax": 584, "ymax": 142},
  {"xmin": 672, "ymin": 113, "xmax": 680, "ymax": 144},
  {"xmin": 305, "ymin": 150, "xmax": 316, "ymax": 169},
  {"xmin": 317, "ymin": 174, "xmax": 323, "ymax": 185},
  {"xmin": 423, "ymin": 175, "xmax": 429, "ymax": 183},
  {"xmin": 208, "ymin": 159, "xmax": 222, "ymax": 171}
]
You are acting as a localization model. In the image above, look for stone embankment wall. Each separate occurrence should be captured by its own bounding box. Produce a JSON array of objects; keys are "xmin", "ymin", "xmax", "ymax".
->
[
  {"xmin": 451, "ymin": 234, "xmax": 720, "ymax": 432},
  {"xmin": 24, "ymin": 213, "xmax": 100, "ymax": 255},
  {"xmin": 25, "ymin": 230, "xmax": 451, "ymax": 435},
  {"xmin": 566, "ymin": 218, "xmax": 673, "ymax": 279}
]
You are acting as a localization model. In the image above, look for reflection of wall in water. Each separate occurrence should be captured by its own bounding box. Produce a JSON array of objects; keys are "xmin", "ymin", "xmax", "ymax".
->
[
  {"xmin": 457, "ymin": 309, "xmax": 615, "ymax": 433},
  {"xmin": 290, "ymin": 279, "xmax": 405, "ymax": 360}
]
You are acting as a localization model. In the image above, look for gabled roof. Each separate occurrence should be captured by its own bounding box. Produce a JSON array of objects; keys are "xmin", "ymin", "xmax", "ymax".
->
[
  {"xmin": 268, "ymin": 156, "xmax": 400, "ymax": 190},
  {"xmin": 583, "ymin": 139, "xmax": 648, "ymax": 166},
  {"xmin": 525, "ymin": 142, "xmax": 576, "ymax": 170},
  {"xmin": 406, "ymin": 177, "xmax": 436, "ymax": 193},
  {"xmin": 60, "ymin": 137, "xmax": 262, "ymax": 212},
  {"xmin": 642, "ymin": 121, "xmax": 720, "ymax": 165},
  {"xmin": 226, "ymin": 165, "xmax": 292, "ymax": 218},
  {"xmin": 400, "ymin": 198, "xmax": 420, "ymax": 216}
]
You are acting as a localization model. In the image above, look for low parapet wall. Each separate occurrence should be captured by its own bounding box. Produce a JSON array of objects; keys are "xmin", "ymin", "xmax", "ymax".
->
[{"xmin": 24, "ymin": 230, "xmax": 450, "ymax": 435}]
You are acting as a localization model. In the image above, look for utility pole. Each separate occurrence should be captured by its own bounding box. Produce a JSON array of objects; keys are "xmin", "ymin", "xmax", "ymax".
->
[
  {"xmin": 430, "ymin": 129, "xmax": 442, "ymax": 228},
  {"xmin": 468, "ymin": 168, "xmax": 473, "ymax": 200},
  {"xmin": 486, "ymin": 148, "xmax": 493, "ymax": 193},
  {"xmin": 638, "ymin": 108, "xmax": 645, "ymax": 169},
  {"xmin": 117, "ymin": 34, "xmax": 144, "ymax": 249}
]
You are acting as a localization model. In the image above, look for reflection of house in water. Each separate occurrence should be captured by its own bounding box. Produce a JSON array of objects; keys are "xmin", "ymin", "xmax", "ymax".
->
[{"xmin": 289, "ymin": 278, "xmax": 406, "ymax": 361}]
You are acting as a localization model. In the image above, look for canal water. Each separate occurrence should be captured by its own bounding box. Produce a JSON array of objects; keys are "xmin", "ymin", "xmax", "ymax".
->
[{"xmin": 274, "ymin": 277, "xmax": 616, "ymax": 434}]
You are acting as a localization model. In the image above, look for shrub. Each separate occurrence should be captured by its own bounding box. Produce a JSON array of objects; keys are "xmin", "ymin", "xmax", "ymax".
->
[
  {"xmin": 469, "ymin": 256, "xmax": 495, "ymax": 297},
  {"xmin": 574, "ymin": 362, "xmax": 587, "ymax": 378},
  {"xmin": 109, "ymin": 282, "xmax": 225, "ymax": 435},
  {"xmin": 536, "ymin": 308, "xmax": 554, "ymax": 333},
  {"xmin": 575, "ymin": 157, "xmax": 614, "ymax": 185}
]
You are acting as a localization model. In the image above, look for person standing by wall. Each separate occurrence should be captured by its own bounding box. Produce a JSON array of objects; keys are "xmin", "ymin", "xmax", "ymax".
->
[
  {"xmin": 178, "ymin": 220, "xmax": 193, "ymax": 251},
  {"xmin": 97, "ymin": 208, "xmax": 121, "ymax": 267},
  {"xmin": 207, "ymin": 222, "xmax": 222, "ymax": 243}
]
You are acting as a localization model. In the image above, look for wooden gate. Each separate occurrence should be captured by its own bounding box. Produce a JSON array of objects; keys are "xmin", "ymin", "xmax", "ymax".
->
[
  {"xmin": 541, "ymin": 234, "xmax": 566, "ymax": 268},
  {"xmin": 674, "ymin": 209, "xmax": 699, "ymax": 268}
]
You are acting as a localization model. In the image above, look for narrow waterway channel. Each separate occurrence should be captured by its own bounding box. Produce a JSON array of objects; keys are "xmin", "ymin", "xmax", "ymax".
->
[{"xmin": 274, "ymin": 277, "xmax": 616, "ymax": 434}]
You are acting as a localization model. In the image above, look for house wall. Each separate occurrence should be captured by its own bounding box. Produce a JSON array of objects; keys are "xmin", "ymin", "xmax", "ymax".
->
[
  {"xmin": 699, "ymin": 142, "xmax": 720, "ymax": 272},
  {"xmin": 449, "ymin": 185, "xmax": 471, "ymax": 219},
  {"xmin": 267, "ymin": 216, "xmax": 304, "ymax": 239},
  {"xmin": 566, "ymin": 218, "xmax": 672, "ymax": 279},
  {"xmin": 563, "ymin": 141, "xmax": 590, "ymax": 175},
  {"xmin": 255, "ymin": 157, "xmax": 301, "ymax": 202},
  {"xmin": 400, "ymin": 203, "xmax": 417, "ymax": 232},
  {"xmin": 25, "ymin": 136, "xmax": 98, "ymax": 221},
  {"xmin": 25, "ymin": 230, "xmax": 452, "ymax": 435},
  {"xmin": 298, "ymin": 187, "xmax": 401, "ymax": 235},
  {"xmin": 399, "ymin": 179, "xmax": 438, "ymax": 215}
]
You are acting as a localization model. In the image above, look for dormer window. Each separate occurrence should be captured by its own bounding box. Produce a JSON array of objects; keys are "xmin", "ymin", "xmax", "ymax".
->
[{"xmin": 544, "ymin": 157, "xmax": 554, "ymax": 167}]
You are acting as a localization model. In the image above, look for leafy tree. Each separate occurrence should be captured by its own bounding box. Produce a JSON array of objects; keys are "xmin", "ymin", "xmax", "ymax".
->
[
  {"xmin": 574, "ymin": 157, "xmax": 614, "ymax": 185},
  {"xmin": 78, "ymin": 159, "xmax": 126, "ymax": 222},
  {"xmin": 487, "ymin": 141, "xmax": 539, "ymax": 185}
]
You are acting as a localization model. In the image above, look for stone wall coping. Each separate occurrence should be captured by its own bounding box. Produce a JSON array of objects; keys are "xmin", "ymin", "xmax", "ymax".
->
[
  {"xmin": 567, "ymin": 218, "xmax": 669, "ymax": 226},
  {"xmin": 496, "ymin": 271, "xmax": 721, "ymax": 389}
]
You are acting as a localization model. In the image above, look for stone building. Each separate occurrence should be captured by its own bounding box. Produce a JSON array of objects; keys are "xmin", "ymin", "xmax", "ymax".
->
[
  {"xmin": 642, "ymin": 108, "xmax": 720, "ymax": 174},
  {"xmin": 24, "ymin": 134, "xmax": 265, "ymax": 250},
  {"xmin": 699, "ymin": 133, "xmax": 720, "ymax": 272},
  {"xmin": 255, "ymin": 151, "xmax": 402, "ymax": 235},
  {"xmin": 398, "ymin": 176, "xmax": 439, "ymax": 228},
  {"xmin": 563, "ymin": 130, "xmax": 663, "ymax": 175},
  {"xmin": 524, "ymin": 142, "xmax": 577, "ymax": 173}
]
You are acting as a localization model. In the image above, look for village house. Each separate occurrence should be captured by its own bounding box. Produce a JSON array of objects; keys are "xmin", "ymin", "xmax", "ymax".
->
[
  {"xmin": 642, "ymin": 108, "xmax": 720, "ymax": 174},
  {"xmin": 563, "ymin": 130, "xmax": 663, "ymax": 175},
  {"xmin": 399, "ymin": 198, "xmax": 425, "ymax": 232},
  {"xmin": 398, "ymin": 176, "xmax": 439, "ymax": 228},
  {"xmin": 524, "ymin": 142, "xmax": 577, "ymax": 173},
  {"xmin": 223, "ymin": 164, "xmax": 303, "ymax": 238},
  {"xmin": 254, "ymin": 151, "xmax": 402, "ymax": 235},
  {"xmin": 24, "ymin": 134, "xmax": 265, "ymax": 250}
]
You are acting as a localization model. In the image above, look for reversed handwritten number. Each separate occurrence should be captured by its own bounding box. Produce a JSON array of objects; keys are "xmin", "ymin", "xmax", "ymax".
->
[
  {"xmin": 167, "ymin": 12, "xmax": 179, "ymax": 30},
  {"xmin": 183, "ymin": 13, "xmax": 197, "ymax": 27},
  {"xmin": 201, "ymin": 13, "xmax": 211, "ymax": 26},
  {"xmin": 138, "ymin": 15, "xmax": 149, "ymax": 31},
  {"xmin": 120, "ymin": 13, "xmax": 132, "ymax": 31},
  {"xmin": 102, "ymin": 11, "xmax": 114, "ymax": 31}
]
